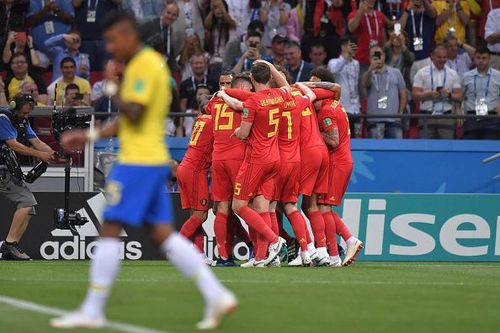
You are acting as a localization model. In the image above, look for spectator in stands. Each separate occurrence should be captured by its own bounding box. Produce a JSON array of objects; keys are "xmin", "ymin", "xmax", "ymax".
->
[
  {"xmin": 300, "ymin": 0, "xmax": 348, "ymax": 62},
  {"xmin": 218, "ymin": 70, "xmax": 233, "ymax": 90},
  {"xmin": 0, "ymin": 1, "xmax": 29, "ymax": 67},
  {"xmin": 348, "ymin": 0, "xmax": 386, "ymax": 93},
  {"xmin": 433, "ymin": 0, "xmax": 470, "ymax": 44},
  {"xmin": 286, "ymin": 3, "xmax": 302, "ymax": 43},
  {"xmin": 2, "ymin": 31, "xmax": 40, "ymax": 70},
  {"xmin": 179, "ymin": 53, "xmax": 217, "ymax": 135},
  {"xmin": 226, "ymin": 0, "xmax": 261, "ymax": 40},
  {"xmin": 181, "ymin": 84, "xmax": 211, "ymax": 137},
  {"xmin": 63, "ymin": 83, "xmax": 85, "ymax": 107},
  {"xmin": 0, "ymin": 76, "xmax": 7, "ymax": 105},
  {"xmin": 140, "ymin": 1, "xmax": 180, "ymax": 69},
  {"xmin": 4, "ymin": 53, "xmax": 47, "ymax": 104},
  {"xmin": 222, "ymin": 20, "xmax": 265, "ymax": 71},
  {"xmin": 384, "ymin": 0, "xmax": 405, "ymax": 19},
  {"xmin": 44, "ymin": 30, "xmax": 90, "ymax": 81},
  {"xmin": 171, "ymin": 0, "xmax": 206, "ymax": 51},
  {"xmin": 485, "ymin": 9, "xmax": 500, "ymax": 71},
  {"xmin": 461, "ymin": 47, "xmax": 500, "ymax": 139},
  {"xmin": 444, "ymin": 35, "xmax": 475, "ymax": 80},
  {"xmin": 122, "ymin": 0, "xmax": 164, "ymax": 22},
  {"xmin": 232, "ymin": 30, "xmax": 264, "ymax": 74},
  {"xmin": 399, "ymin": 0, "xmax": 437, "ymax": 83},
  {"xmin": 91, "ymin": 61, "xmax": 121, "ymax": 120},
  {"xmin": 27, "ymin": 0, "xmax": 74, "ymax": 55},
  {"xmin": 21, "ymin": 81, "xmax": 45, "ymax": 106},
  {"xmin": 259, "ymin": 0, "xmax": 291, "ymax": 51},
  {"xmin": 384, "ymin": 31, "xmax": 414, "ymax": 89},
  {"xmin": 309, "ymin": 43, "xmax": 327, "ymax": 68},
  {"xmin": 328, "ymin": 36, "xmax": 362, "ymax": 137},
  {"xmin": 362, "ymin": 46, "xmax": 407, "ymax": 138},
  {"xmin": 267, "ymin": 34, "xmax": 287, "ymax": 66},
  {"xmin": 204, "ymin": 0, "xmax": 237, "ymax": 75},
  {"xmin": 412, "ymin": 44, "xmax": 463, "ymax": 139},
  {"xmin": 178, "ymin": 34, "xmax": 207, "ymax": 81},
  {"xmin": 47, "ymin": 57, "xmax": 91, "ymax": 106},
  {"xmin": 285, "ymin": 40, "xmax": 314, "ymax": 83},
  {"xmin": 73, "ymin": 0, "xmax": 121, "ymax": 71},
  {"xmin": 476, "ymin": 0, "xmax": 500, "ymax": 45}
]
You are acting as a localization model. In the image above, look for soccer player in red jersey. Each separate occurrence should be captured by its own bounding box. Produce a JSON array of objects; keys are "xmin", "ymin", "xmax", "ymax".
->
[
  {"xmin": 177, "ymin": 85, "xmax": 214, "ymax": 262},
  {"xmin": 207, "ymin": 73, "xmax": 254, "ymax": 265},
  {"xmin": 311, "ymin": 67, "xmax": 364, "ymax": 267},
  {"xmin": 229, "ymin": 61, "xmax": 288, "ymax": 267}
]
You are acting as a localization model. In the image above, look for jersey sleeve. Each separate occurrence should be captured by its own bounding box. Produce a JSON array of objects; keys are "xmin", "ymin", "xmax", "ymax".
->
[
  {"xmin": 26, "ymin": 122, "xmax": 37, "ymax": 139},
  {"xmin": 312, "ymin": 88, "xmax": 335, "ymax": 100},
  {"xmin": 121, "ymin": 58, "xmax": 156, "ymax": 106},
  {"xmin": 319, "ymin": 107, "xmax": 337, "ymax": 132},
  {"xmin": 242, "ymin": 96, "xmax": 259, "ymax": 123},
  {"xmin": 0, "ymin": 114, "xmax": 17, "ymax": 141},
  {"xmin": 224, "ymin": 88, "xmax": 254, "ymax": 101}
]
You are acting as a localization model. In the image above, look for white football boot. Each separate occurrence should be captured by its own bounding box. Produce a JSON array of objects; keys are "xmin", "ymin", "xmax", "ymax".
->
[
  {"xmin": 50, "ymin": 311, "xmax": 106, "ymax": 329},
  {"xmin": 342, "ymin": 238, "xmax": 364, "ymax": 266},
  {"xmin": 264, "ymin": 237, "xmax": 286, "ymax": 265},
  {"xmin": 197, "ymin": 291, "xmax": 238, "ymax": 330}
]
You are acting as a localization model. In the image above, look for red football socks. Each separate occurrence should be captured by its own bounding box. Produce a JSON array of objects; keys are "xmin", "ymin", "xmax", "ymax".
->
[
  {"xmin": 180, "ymin": 214, "xmax": 203, "ymax": 239},
  {"xmin": 192, "ymin": 227, "xmax": 205, "ymax": 253},
  {"xmin": 287, "ymin": 210, "xmax": 308, "ymax": 251},
  {"xmin": 308, "ymin": 210, "xmax": 327, "ymax": 248},
  {"xmin": 332, "ymin": 211, "xmax": 352, "ymax": 241},
  {"xmin": 236, "ymin": 206, "xmax": 277, "ymax": 244},
  {"xmin": 214, "ymin": 212, "xmax": 229, "ymax": 260},
  {"xmin": 323, "ymin": 211, "xmax": 339, "ymax": 256}
]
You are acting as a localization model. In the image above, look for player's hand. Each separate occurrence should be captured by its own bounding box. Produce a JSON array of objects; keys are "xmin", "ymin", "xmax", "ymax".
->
[
  {"xmin": 230, "ymin": 127, "xmax": 241, "ymax": 139},
  {"xmin": 60, "ymin": 129, "xmax": 89, "ymax": 152},
  {"xmin": 254, "ymin": 59, "xmax": 272, "ymax": 67},
  {"xmin": 168, "ymin": 160, "xmax": 179, "ymax": 178}
]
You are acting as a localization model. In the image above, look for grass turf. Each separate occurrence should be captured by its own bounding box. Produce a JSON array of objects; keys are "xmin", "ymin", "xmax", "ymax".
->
[{"xmin": 0, "ymin": 261, "xmax": 499, "ymax": 333}]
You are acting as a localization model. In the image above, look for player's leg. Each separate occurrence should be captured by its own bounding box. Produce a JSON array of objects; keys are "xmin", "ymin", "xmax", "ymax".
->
[
  {"xmin": 269, "ymin": 200, "xmax": 279, "ymax": 235},
  {"xmin": 180, "ymin": 209, "xmax": 208, "ymax": 252},
  {"xmin": 214, "ymin": 201, "xmax": 231, "ymax": 260},
  {"xmin": 283, "ymin": 202, "xmax": 312, "ymax": 266}
]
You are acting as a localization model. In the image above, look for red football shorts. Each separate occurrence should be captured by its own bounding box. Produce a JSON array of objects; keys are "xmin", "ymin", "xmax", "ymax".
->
[
  {"xmin": 274, "ymin": 161, "xmax": 301, "ymax": 203},
  {"xmin": 233, "ymin": 160, "xmax": 279, "ymax": 201},
  {"xmin": 319, "ymin": 162, "xmax": 353, "ymax": 205},
  {"xmin": 299, "ymin": 145, "xmax": 329, "ymax": 196},
  {"xmin": 212, "ymin": 159, "xmax": 243, "ymax": 202},
  {"xmin": 177, "ymin": 164, "xmax": 210, "ymax": 211}
]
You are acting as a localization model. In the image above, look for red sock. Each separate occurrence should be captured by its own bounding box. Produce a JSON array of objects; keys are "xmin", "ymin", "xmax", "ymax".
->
[
  {"xmin": 236, "ymin": 206, "xmax": 277, "ymax": 243},
  {"xmin": 248, "ymin": 226, "xmax": 258, "ymax": 258},
  {"xmin": 323, "ymin": 211, "xmax": 339, "ymax": 256},
  {"xmin": 287, "ymin": 210, "xmax": 308, "ymax": 251},
  {"xmin": 255, "ymin": 212, "xmax": 273, "ymax": 260},
  {"xmin": 278, "ymin": 220, "xmax": 294, "ymax": 244},
  {"xmin": 269, "ymin": 211, "xmax": 279, "ymax": 235},
  {"xmin": 309, "ymin": 211, "xmax": 326, "ymax": 247},
  {"xmin": 214, "ymin": 212, "xmax": 229, "ymax": 259},
  {"xmin": 180, "ymin": 215, "xmax": 203, "ymax": 239},
  {"xmin": 193, "ymin": 227, "xmax": 205, "ymax": 253},
  {"xmin": 332, "ymin": 211, "xmax": 352, "ymax": 241}
]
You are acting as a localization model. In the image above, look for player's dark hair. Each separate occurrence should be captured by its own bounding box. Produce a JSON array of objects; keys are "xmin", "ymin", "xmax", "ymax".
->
[
  {"xmin": 251, "ymin": 62, "xmax": 271, "ymax": 84},
  {"xmin": 65, "ymin": 83, "xmax": 80, "ymax": 95},
  {"xmin": 60, "ymin": 56, "xmax": 76, "ymax": 68},
  {"xmin": 310, "ymin": 66, "xmax": 336, "ymax": 83},
  {"xmin": 231, "ymin": 72, "xmax": 252, "ymax": 88},
  {"xmin": 247, "ymin": 19, "xmax": 265, "ymax": 33},
  {"xmin": 274, "ymin": 65, "xmax": 293, "ymax": 85},
  {"xmin": 102, "ymin": 10, "xmax": 139, "ymax": 33}
]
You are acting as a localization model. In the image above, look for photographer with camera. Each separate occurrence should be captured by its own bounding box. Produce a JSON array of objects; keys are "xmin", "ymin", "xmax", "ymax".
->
[
  {"xmin": 64, "ymin": 83, "xmax": 85, "ymax": 107},
  {"xmin": 0, "ymin": 94, "xmax": 56, "ymax": 260},
  {"xmin": 232, "ymin": 30, "xmax": 263, "ymax": 74}
]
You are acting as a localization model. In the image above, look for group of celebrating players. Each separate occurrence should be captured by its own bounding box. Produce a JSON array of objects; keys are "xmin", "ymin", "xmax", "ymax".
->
[{"xmin": 176, "ymin": 59, "xmax": 364, "ymax": 268}]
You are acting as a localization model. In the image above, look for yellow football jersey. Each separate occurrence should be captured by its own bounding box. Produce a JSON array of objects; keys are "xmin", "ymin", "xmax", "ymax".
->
[{"xmin": 119, "ymin": 47, "xmax": 171, "ymax": 165}]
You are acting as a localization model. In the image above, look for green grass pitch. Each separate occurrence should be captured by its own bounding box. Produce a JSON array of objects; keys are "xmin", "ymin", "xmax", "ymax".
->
[{"xmin": 0, "ymin": 261, "xmax": 499, "ymax": 333}]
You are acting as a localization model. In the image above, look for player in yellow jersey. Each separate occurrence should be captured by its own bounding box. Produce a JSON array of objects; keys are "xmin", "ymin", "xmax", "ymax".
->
[{"xmin": 51, "ymin": 11, "xmax": 237, "ymax": 330}]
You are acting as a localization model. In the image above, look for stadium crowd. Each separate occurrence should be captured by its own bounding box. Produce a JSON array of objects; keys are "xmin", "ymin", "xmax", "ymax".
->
[{"xmin": 0, "ymin": 0, "xmax": 499, "ymax": 139}]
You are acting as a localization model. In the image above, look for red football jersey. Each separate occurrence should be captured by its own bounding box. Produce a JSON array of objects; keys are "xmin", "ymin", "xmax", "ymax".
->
[
  {"xmin": 242, "ymin": 88, "xmax": 286, "ymax": 164},
  {"xmin": 318, "ymin": 99, "xmax": 352, "ymax": 164},
  {"xmin": 279, "ymin": 90, "xmax": 309, "ymax": 162},
  {"xmin": 181, "ymin": 114, "xmax": 214, "ymax": 169},
  {"xmin": 206, "ymin": 96, "xmax": 245, "ymax": 161},
  {"xmin": 290, "ymin": 87, "xmax": 325, "ymax": 151}
]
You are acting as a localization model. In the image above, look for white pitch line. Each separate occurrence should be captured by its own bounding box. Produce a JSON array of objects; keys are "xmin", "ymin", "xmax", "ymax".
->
[{"xmin": 0, "ymin": 295, "xmax": 174, "ymax": 333}]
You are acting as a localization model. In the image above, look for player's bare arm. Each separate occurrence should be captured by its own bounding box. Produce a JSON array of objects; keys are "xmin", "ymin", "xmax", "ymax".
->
[
  {"xmin": 295, "ymin": 82, "xmax": 317, "ymax": 102},
  {"xmin": 321, "ymin": 128, "xmax": 340, "ymax": 148},
  {"xmin": 232, "ymin": 121, "xmax": 252, "ymax": 140},
  {"xmin": 254, "ymin": 59, "xmax": 290, "ymax": 90},
  {"xmin": 303, "ymin": 81, "xmax": 341, "ymax": 99},
  {"xmin": 218, "ymin": 90, "xmax": 244, "ymax": 111}
]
